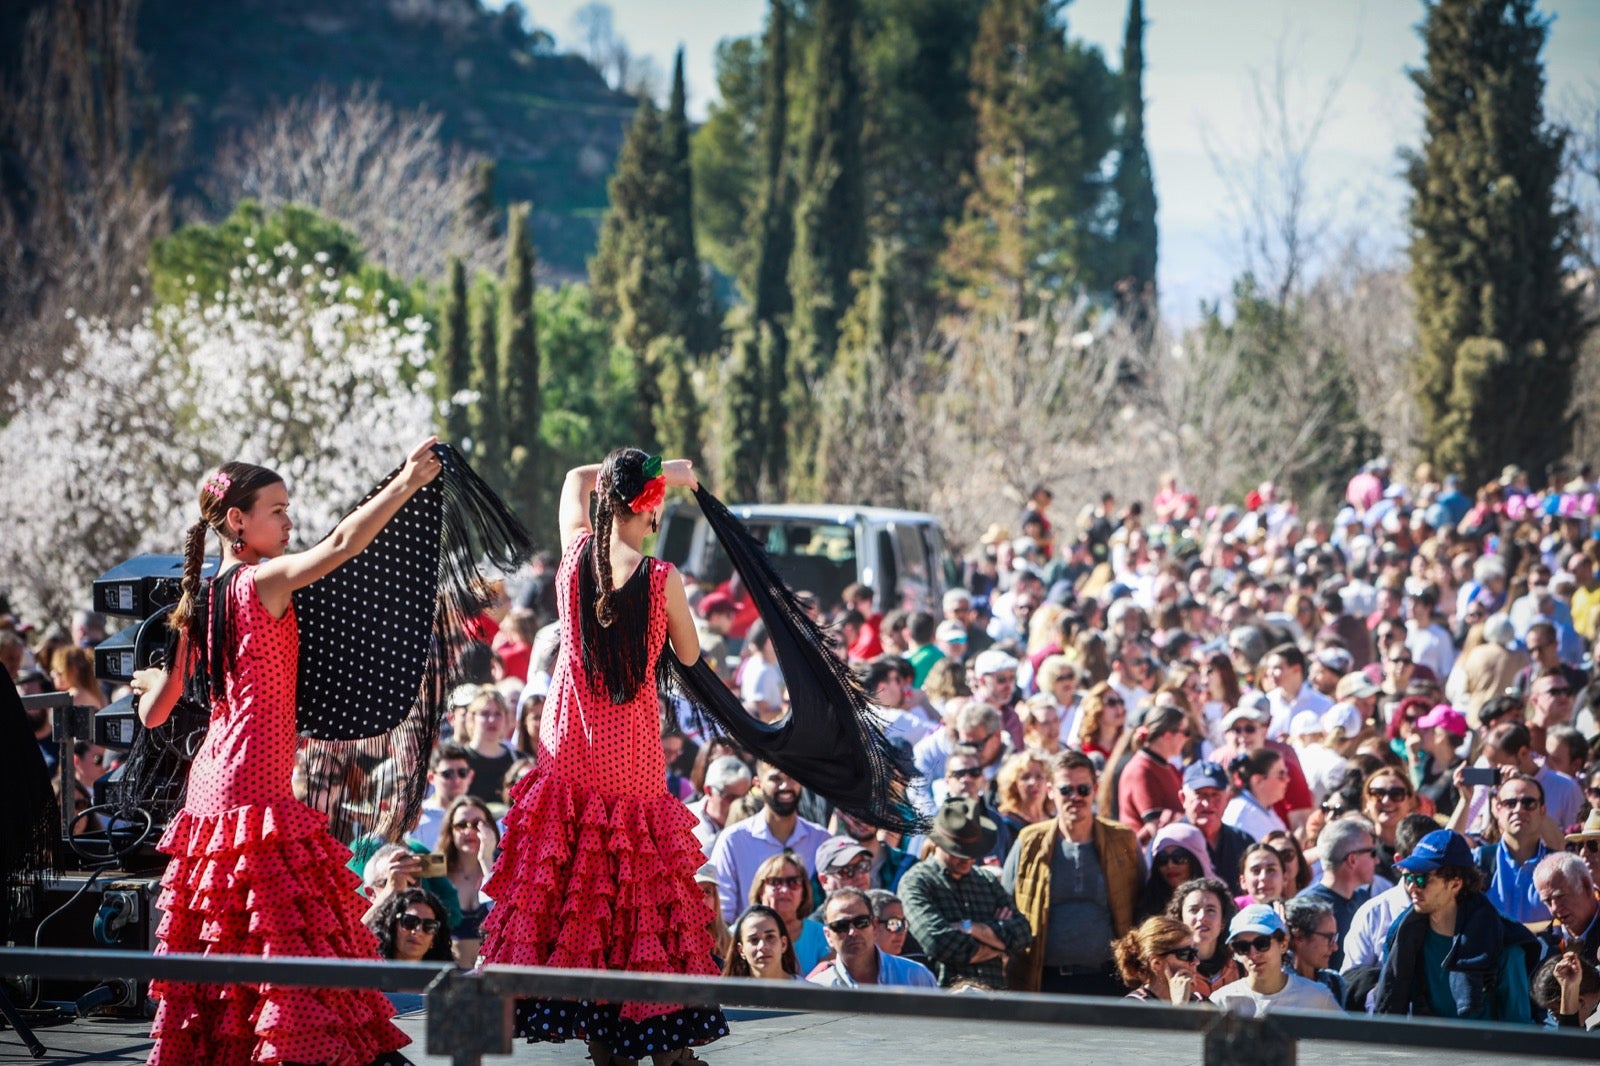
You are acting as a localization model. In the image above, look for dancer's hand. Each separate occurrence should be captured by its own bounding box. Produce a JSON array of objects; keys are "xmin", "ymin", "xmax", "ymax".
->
[
  {"xmin": 401, "ymin": 436, "xmax": 444, "ymax": 489},
  {"xmin": 662, "ymin": 458, "xmax": 698, "ymax": 491}
]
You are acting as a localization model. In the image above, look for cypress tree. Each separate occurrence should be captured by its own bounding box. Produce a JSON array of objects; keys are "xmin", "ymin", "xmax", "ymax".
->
[
  {"xmin": 1405, "ymin": 0, "xmax": 1586, "ymax": 486},
  {"xmin": 437, "ymin": 256, "xmax": 472, "ymax": 446},
  {"xmin": 1112, "ymin": 0, "xmax": 1158, "ymax": 333},
  {"xmin": 730, "ymin": 0, "xmax": 796, "ymax": 495},
  {"xmin": 663, "ymin": 47, "xmax": 714, "ymax": 356},
  {"xmin": 467, "ymin": 272, "xmax": 502, "ymax": 478},
  {"xmin": 942, "ymin": 0, "xmax": 1116, "ymax": 320},
  {"xmin": 499, "ymin": 202, "xmax": 541, "ymax": 520},
  {"xmin": 650, "ymin": 335, "xmax": 706, "ymax": 470},
  {"xmin": 786, "ymin": 0, "xmax": 866, "ymax": 496}
]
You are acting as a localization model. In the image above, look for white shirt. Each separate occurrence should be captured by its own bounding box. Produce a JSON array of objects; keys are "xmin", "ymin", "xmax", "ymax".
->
[
  {"xmin": 1266, "ymin": 686, "xmax": 1333, "ymax": 742},
  {"xmin": 1406, "ymin": 621, "xmax": 1456, "ymax": 680},
  {"xmin": 1223, "ymin": 792, "xmax": 1288, "ymax": 842},
  {"xmin": 1209, "ymin": 972, "xmax": 1341, "ymax": 1015},
  {"xmin": 740, "ymin": 658, "xmax": 785, "ymax": 716},
  {"xmin": 1340, "ymin": 881, "xmax": 1410, "ymax": 973}
]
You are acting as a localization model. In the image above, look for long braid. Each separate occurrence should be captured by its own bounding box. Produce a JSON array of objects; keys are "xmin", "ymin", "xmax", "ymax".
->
[
  {"xmin": 171, "ymin": 520, "xmax": 211, "ymax": 641},
  {"xmin": 594, "ymin": 491, "xmax": 617, "ymax": 628}
]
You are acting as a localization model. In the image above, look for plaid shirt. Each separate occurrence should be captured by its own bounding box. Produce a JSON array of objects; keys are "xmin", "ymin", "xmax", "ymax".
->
[{"xmin": 898, "ymin": 857, "xmax": 1033, "ymax": 988}]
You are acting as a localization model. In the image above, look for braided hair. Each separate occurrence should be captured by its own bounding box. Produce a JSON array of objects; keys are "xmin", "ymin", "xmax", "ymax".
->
[{"xmin": 592, "ymin": 447, "xmax": 654, "ymax": 628}]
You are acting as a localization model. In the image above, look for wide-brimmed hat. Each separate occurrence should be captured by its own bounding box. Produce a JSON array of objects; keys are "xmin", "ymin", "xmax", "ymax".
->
[
  {"xmin": 1566, "ymin": 809, "xmax": 1600, "ymax": 844},
  {"xmin": 927, "ymin": 797, "xmax": 998, "ymax": 861}
]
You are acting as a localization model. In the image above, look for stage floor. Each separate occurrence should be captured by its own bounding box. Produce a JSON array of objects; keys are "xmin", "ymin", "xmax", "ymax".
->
[{"xmin": 0, "ymin": 1006, "xmax": 1571, "ymax": 1064}]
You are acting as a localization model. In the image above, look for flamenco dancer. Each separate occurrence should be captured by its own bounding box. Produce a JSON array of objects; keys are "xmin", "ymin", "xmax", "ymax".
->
[
  {"xmin": 480, "ymin": 449, "xmax": 926, "ymax": 1066},
  {"xmin": 479, "ymin": 450, "xmax": 725, "ymax": 1065},
  {"xmin": 131, "ymin": 437, "xmax": 444, "ymax": 1066}
]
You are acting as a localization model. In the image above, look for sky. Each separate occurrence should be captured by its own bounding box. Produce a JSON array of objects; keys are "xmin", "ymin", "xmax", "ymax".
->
[{"xmin": 519, "ymin": 0, "xmax": 1600, "ymax": 321}]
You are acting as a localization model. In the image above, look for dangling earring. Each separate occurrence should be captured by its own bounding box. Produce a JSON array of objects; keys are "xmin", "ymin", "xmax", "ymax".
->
[
  {"xmin": 650, "ymin": 511, "xmax": 660, "ymax": 534},
  {"xmin": 230, "ymin": 528, "xmax": 246, "ymax": 554}
]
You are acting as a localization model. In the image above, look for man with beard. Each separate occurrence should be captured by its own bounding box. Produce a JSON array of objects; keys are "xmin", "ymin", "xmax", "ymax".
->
[{"xmin": 708, "ymin": 760, "xmax": 831, "ymax": 923}]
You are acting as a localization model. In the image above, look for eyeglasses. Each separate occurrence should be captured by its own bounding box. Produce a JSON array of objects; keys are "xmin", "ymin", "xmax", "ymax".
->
[
  {"xmin": 1102, "ymin": 697, "xmax": 1126, "ymax": 707},
  {"xmin": 1320, "ymin": 802, "xmax": 1350, "ymax": 815},
  {"xmin": 1056, "ymin": 783, "xmax": 1094, "ymax": 799},
  {"xmin": 828, "ymin": 860, "xmax": 872, "ymax": 880},
  {"xmin": 1230, "ymin": 935, "xmax": 1276, "ymax": 957},
  {"xmin": 1230, "ymin": 723, "xmax": 1260, "ymax": 735},
  {"xmin": 1154, "ymin": 849, "xmax": 1191, "ymax": 867},
  {"xmin": 881, "ymin": 917, "xmax": 907, "ymax": 933},
  {"xmin": 824, "ymin": 914, "xmax": 875, "ymax": 935},
  {"xmin": 1302, "ymin": 929, "xmax": 1339, "ymax": 944},
  {"xmin": 1400, "ymin": 871, "xmax": 1432, "ymax": 888},
  {"xmin": 1164, "ymin": 946, "xmax": 1199, "ymax": 963},
  {"xmin": 1367, "ymin": 786, "xmax": 1411, "ymax": 804},
  {"xmin": 1341, "ymin": 847, "xmax": 1378, "ymax": 861},
  {"xmin": 1495, "ymin": 795, "xmax": 1541, "ymax": 812},
  {"xmin": 453, "ymin": 818, "xmax": 488, "ymax": 831},
  {"xmin": 764, "ymin": 876, "xmax": 804, "ymax": 891},
  {"xmin": 435, "ymin": 768, "xmax": 471, "ymax": 780},
  {"xmin": 1568, "ymin": 840, "xmax": 1600, "ymax": 855},
  {"xmin": 396, "ymin": 913, "xmax": 441, "ymax": 934},
  {"xmin": 949, "ymin": 766, "xmax": 985, "ymax": 780}
]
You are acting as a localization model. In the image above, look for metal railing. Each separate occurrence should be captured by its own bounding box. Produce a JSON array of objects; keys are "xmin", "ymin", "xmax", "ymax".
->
[{"xmin": 0, "ymin": 947, "xmax": 1595, "ymax": 1066}]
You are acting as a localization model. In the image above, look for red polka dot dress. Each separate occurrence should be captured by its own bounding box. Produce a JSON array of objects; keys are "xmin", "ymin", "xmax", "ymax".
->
[
  {"xmin": 479, "ymin": 532, "xmax": 728, "ymax": 1056},
  {"xmin": 148, "ymin": 566, "xmax": 410, "ymax": 1066}
]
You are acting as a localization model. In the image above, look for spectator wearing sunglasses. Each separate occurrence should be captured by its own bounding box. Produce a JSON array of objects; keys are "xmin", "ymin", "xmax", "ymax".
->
[
  {"xmin": 1003, "ymin": 750, "xmax": 1139, "ymax": 995},
  {"xmin": 1470, "ymin": 773, "xmax": 1556, "ymax": 924},
  {"xmin": 1341, "ymin": 814, "xmax": 1439, "ymax": 977},
  {"xmin": 1375, "ymin": 830, "xmax": 1538, "ymax": 1023},
  {"xmin": 1451, "ymin": 722, "xmax": 1582, "ymax": 841},
  {"xmin": 1137, "ymin": 822, "xmax": 1214, "ymax": 921},
  {"xmin": 367, "ymin": 887, "xmax": 454, "ymax": 964},
  {"xmin": 748, "ymin": 851, "xmax": 830, "ymax": 977},
  {"xmin": 1209, "ymin": 904, "xmax": 1340, "ymax": 1015},
  {"xmin": 942, "ymin": 747, "xmax": 1013, "ymax": 864},
  {"xmin": 808, "ymin": 888, "xmax": 937, "ymax": 988},
  {"xmin": 1361, "ymin": 768, "xmax": 1422, "ymax": 882},
  {"xmin": 1112, "ymin": 916, "xmax": 1207, "ymax": 1004},
  {"xmin": 1294, "ymin": 817, "xmax": 1378, "ymax": 970},
  {"xmin": 1211, "ymin": 702, "xmax": 1314, "ymax": 832},
  {"xmin": 808, "ymin": 836, "xmax": 875, "ymax": 919},
  {"xmin": 867, "ymin": 888, "xmax": 925, "ymax": 966},
  {"xmin": 415, "ymin": 742, "xmax": 475, "ymax": 850},
  {"xmin": 1535, "ymin": 852, "xmax": 1600, "ymax": 967},
  {"xmin": 1284, "ymin": 897, "xmax": 1347, "ymax": 1006},
  {"xmin": 1568, "ymin": 810, "xmax": 1600, "ymax": 887}
]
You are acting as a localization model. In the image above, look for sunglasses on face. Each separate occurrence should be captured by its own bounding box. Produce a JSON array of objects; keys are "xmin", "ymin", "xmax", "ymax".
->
[
  {"xmin": 881, "ymin": 917, "xmax": 907, "ymax": 933},
  {"xmin": 435, "ymin": 768, "xmax": 470, "ymax": 780},
  {"xmin": 1320, "ymin": 802, "xmax": 1349, "ymax": 815},
  {"xmin": 1386, "ymin": 657, "xmax": 1412, "ymax": 667},
  {"xmin": 949, "ymin": 766, "xmax": 985, "ymax": 780},
  {"xmin": 1495, "ymin": 795, "xmax": 1541, "ymax": 812},
  {"xmin": 829, "ymin": 860, "xmax": 872, "ymax": 880},
  {"xmin": 396, "ymin": 913, "xmax": 441, "ymax": 934},
  {"xmin": 453, "ymin": 818, "xmax": 488, "ymax": 831},
  {"xmin": 765, "ymin": 876, "xmax": 804, "ymax": 891},
  {"xmin": 1568, "ymin": 840, "xmax": 1600, "ymax": 855},
  {"xmin": 1230, "ymin": 935, "xmax": 1276, "ymax": 957},
  {"xmin": 1057, "ymin": 783, "xmax": 1094, "ymax": 799},
  {"xmin": 825, "ymin": 913, "xmax": 875, "ymax": 935},
  {"xmin": 1400, "ymin": 871, "xmax": 1433, "ymax": 888},
  {"xmin": 1164, "ymin": 946, "xmax": 1199, "ymax": 963},
  {"xmin": 1231, "ymin": 723, "xmax": 1260, "ymax": 735},
  {"xmin": 1102, "ymin": 697, "xmax": 1125, "ymax": 707},
  {"xmin": 1341, "ymin": 847, "xmax": 1378, "ymax": 861},
  {"xmin": 1367, "ymin": 786, "xmax": 1410, "ymax": 804},
  {"xmin": 1154, "ymin": 850, "xmax": 1191, "ymax": 867}
]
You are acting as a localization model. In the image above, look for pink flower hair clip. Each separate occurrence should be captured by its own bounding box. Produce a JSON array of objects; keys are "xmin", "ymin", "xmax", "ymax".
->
[{"xmin": 202, "ymin": 471, "xmax": 233, "ymax": 500}]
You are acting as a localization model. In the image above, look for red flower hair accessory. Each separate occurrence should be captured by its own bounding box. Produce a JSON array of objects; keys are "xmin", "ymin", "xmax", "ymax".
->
[{"xmin": 627, "ymin": 454, "xmax": 666, "ymax": 514}]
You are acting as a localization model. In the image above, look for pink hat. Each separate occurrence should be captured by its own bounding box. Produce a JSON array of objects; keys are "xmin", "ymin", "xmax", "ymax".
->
[
  {"xmin": 1149, "ymin": 821, "xmax": 1216, "ymax": 881},
  {"xmin": 1415, "ymin": 703, "xmax": 1467, "ymax": 738}
]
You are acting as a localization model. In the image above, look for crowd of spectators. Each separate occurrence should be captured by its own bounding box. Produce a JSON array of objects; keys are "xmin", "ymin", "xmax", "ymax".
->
[{"xmin": 8, "ymin": 456, "xmax": 1600, "ymax": 1024}]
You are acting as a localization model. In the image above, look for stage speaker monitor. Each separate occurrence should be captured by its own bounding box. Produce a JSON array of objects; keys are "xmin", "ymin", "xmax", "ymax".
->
[{"xmin": 92, "ymin": 554, "xmax": 216, "ymax": 620}]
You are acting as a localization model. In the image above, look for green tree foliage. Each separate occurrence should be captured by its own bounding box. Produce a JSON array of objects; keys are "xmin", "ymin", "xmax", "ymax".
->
[
  {"xmin": 720, "ymin": 314, "xmax": 769, "ymax": 500},
  {"xmin": 787, "ymin": 0, "xmax": 867, "ymax": 496},
  {"xmin": 650, "ymin": 334, "xmax": 706, "ymax": 470},
  {"xmin": 499, "ymin": 202, "xmax": 541, "ymax": 522},
  {"xmin": 1111, "ymin": 0, "xmax": 1158, "ymax": 331},
  {"xmin": 1404, "ymin": 0, "xmax": 1587, "ymax": 486},
  {"xmin": 150, "ymin": 200, "xmax": 409, "ymax": 313},
  {"xmin": 690, "ymin": 34, "xmax": 765, "ymax": 287},
  {"xmin": 942, "ymin": 0, "xmax": 1116, "ymax": 320},
  {"xmin": 537, "ymin": 283, "xmax": 637, "ymax": 487},
  {"xmin": 468, "ymin": 272, "xmax": 502, "ymax": 471},
  {"xmin": 663, "ymin": 48, "xmax": 717, "ymax": 356},
  {"xmin": 437, "ymin": 256, "xmax": 472, "ymax": 445},
  {"xmin": 856, "ymin": 0, "xmax": 982, "ymax": 319}
]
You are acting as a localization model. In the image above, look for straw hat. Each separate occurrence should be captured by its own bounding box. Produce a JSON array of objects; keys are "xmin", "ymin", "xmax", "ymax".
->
[{"xmin": 1565, "ymin": 809, "xmax": 1600, "ymax": 843}]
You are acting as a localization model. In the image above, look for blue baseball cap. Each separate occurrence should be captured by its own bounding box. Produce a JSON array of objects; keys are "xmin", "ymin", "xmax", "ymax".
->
[
  {"xmin": 1228, "ymin": 904, "xmax": 1285, "ymax": 941},
  {"xmin": 1394, "ymin": 829, "xmax": 1474, "ymax": 874},
  {"xmin": 1182, "ymin": 760, "xmax": 1229, "ymax": 792}
]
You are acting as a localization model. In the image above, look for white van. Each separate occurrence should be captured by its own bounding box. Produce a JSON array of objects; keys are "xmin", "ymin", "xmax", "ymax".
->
[{"xmin": 655, "ymin": 501, "xmax": 956, "ymax": 615}]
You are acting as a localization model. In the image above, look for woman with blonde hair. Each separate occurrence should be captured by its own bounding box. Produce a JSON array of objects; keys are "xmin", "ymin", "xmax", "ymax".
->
[
  {"xmin": 1016, "ymin": 697, "xmax": 1064, "ymax": 755},
  {"xmin": 748, "ymin": 850, "xmax": 828, "ymax": 976},
  {"xmin": 1032, "ymin": 654, "xmax": 1080, "ymax": 746},
  {"xmin": 1075, "ymin": 682, "xmax": 1126, "ymax": 759},
  {"xmin": 994, "ymin": 751, "xmax": 1054, "ymax": 834},
  {"xmin": 1112, "ymin": 915, "xmax": 1206, "ymax": 1004},
  {"xmin": 50, "ymin": 646, "xmax": 106, "ymax": 710}
]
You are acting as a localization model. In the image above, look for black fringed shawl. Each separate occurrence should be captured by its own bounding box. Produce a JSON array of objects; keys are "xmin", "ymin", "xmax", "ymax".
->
[
  {"xmin": 0, "ymin": 669, "xmax": 56, "ymax": 942},
  {"xmin": 180, "ymin": 443, "xmax": 532, "ymax": 843},
  {"xmin": 660, "ymin": 486, "xmax": 926, "ymax": 834}
]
